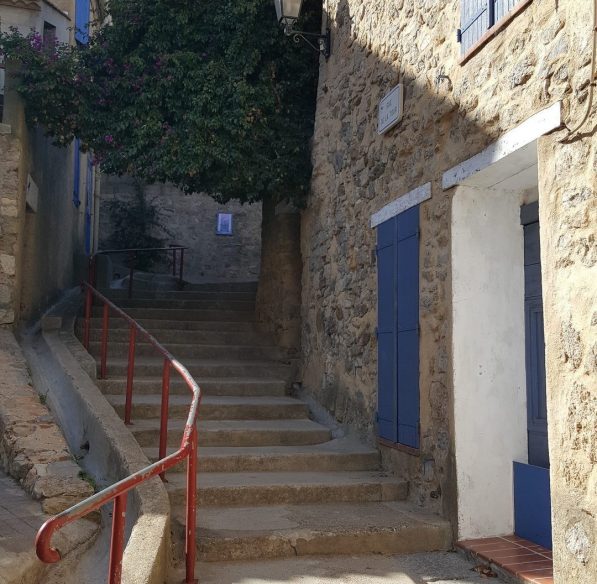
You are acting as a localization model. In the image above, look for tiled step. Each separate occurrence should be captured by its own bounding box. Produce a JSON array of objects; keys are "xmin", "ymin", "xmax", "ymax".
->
[
  {"xmin": 87, "ymin": 328, "xmax": 271, "ymax": 346},
  {"xmin": 130, "ymin": 419, "xmax": 332, "ymax": 448},
  {"xmin": 166, "ymin": 471, "xmax": 407, "ymax": 507},
  {"xmin": 98, "ymin": 377, "xmax": 288, "ymax": 397},
  {"xmin": 145, "ymin": 438, "xmax": 380, "ymax": 473},
  {"xmin": 172, "ymin": 501, "xmax": 451, "ymax": 562},
  {"xmin": 98, "ymin": 358, "xmax": 294, "ymax": 379},
  {"xmin": 107, "ymin": 395, "xmax": 308, "ymax": 421},
  {"xmin": 90, "ymin": 307, "xmax": 256, "ymax": 321},
  {"xmin": 88, "ymin": 341, "xmax": 286, "ymax": 361}
]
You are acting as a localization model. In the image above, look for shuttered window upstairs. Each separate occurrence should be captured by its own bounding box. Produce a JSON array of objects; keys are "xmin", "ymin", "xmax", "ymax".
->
[
  {"xmin": 459, "ymin": 0, "xmax": 526, "ymax": 54},
  {"xmin": 75, "ymin": 0, "xmax": 91, "ymax": 45}
]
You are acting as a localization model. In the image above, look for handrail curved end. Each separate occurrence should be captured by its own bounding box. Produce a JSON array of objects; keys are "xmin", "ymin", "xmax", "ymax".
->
[{"xmin": 36, "ymin": 519, "xmax": 62, "ymax": 563}]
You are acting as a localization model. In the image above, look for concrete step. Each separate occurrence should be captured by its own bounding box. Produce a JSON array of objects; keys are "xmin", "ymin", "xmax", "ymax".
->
[
  {"xmin": 172, "ymin": 501, "xmax": 451, "ymax": 562},
  {"xmin": 107, "ymin": 395, "xmax": 309, "ymax": 421},
  {"xmin": 88, "ymin": 341, "xmax": 286, "ymax": 361},
  {"xmin": 173, "ymin": 552, "xmax": 482, "ymax": 584},
  {"xmin": 98, "ymin": 358, "xmax": 294, "ymax": 379},
  {"xmin": 83, "ymin": 318, "xmax": 258, "ymax": 332},
  {"xmin": 90, "ymin": 307, "xmax": 256, "ymax": 321},
  {"xmin": 145, "ymin": 438, "xmax": 380, "ymax": 473},
  {"xmin": 87, "ymin": 328, "xmax": 272, "ymax": 346},
  {"xmin": 102, "ymin": 298, "xmax": 256, "ymax": 311},
  {"xmin": 166, "ymin": 471, "xmax": 407, "ymax": 507},
  {"xmin": 184, "ymin": 282, "xmax": 258, "ymax": 293},
  {"xmin": 101, "ymin": 290, "xmax": 257, "ymax": 302},
  {"xmin": 98, "ymin": 377, "xmax": 288, "ymax": 397},
  {"xmin": 131, "ymin": 419, "xmax": 332, "ymax": 448}
]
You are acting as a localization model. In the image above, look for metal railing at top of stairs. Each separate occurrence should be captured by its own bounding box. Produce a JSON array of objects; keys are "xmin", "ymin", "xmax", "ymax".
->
[
  {"xmin": 36, "ymin": 283, "xmax": 202, "ymax": 584},
  {"xmin": 89, "ymin": 245, "xmax": 188, "ymax": 299}
]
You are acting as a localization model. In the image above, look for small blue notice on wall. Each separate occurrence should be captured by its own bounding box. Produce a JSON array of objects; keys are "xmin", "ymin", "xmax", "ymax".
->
[{"xmin": 216, "ymin": 213, "xmax": 233, "ymax": 235}]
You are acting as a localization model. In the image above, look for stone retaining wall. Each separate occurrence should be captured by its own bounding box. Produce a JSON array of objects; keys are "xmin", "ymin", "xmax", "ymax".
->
[{"xmin": 0, "ymin": 329, "xmax": 94, "ymax": 513}]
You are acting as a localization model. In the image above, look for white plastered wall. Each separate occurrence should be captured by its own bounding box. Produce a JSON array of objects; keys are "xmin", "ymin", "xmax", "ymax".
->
[{"xmin": 452, "ymin": 184, "xmax": 529, "ymax": 539}]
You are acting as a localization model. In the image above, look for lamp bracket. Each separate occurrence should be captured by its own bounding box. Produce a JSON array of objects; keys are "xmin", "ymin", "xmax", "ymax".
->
[{"xmin": 283, "ymin": 21, "xmax": 331, "ymax": 59}]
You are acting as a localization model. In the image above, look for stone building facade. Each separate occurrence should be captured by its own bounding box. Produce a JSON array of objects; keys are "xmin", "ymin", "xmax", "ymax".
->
[
  {"xmin": 99, "ymin": 175, "xmax": 262, "ymax": 284},
  {"xmin": 0, "ymin": 0, "xmax": 101, "ymax": 327},
  {"xmin": 271, "ymin": 1, "xmax": 597, "ymax": 581}
]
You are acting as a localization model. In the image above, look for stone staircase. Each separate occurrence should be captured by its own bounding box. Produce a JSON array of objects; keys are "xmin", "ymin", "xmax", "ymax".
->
[{"xmin": 83, "ymin": 282, "xmax": 451, "ymax": 578}]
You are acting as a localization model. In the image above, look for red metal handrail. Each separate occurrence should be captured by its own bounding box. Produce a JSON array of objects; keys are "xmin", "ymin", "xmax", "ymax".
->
[
  {"xmin": 36, "ymin": 283, "xmax": 202, "ymax": 584},
  {"xmin": 89, "ymin": 245, "xmax": 188, "ymax": 299}
]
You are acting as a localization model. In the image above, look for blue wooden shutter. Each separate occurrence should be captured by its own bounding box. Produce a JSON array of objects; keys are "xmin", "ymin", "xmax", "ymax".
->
[
  {"xmin": 376, "ymin": 219, "xmax": 397, "ymax": 441},
  {"xmin": 521, "ymin": 202, "xmax": 548, "ymax": 468},
  {"xmin": 376, "ymin": 206, "xmax": 420, "ymax": 448},
  {"xmin": 85, "ymin": 157, "xmax": 94, "ymax": 255},
  {"xmin": 396, "ymin": 206, "xmax": 420, "ymax": 448},
  {"xmin": 73, "ymin": 139, "xmax": 81, "ymax": 208},
  {"xmin": 459, "ymin": 0, "xmax": 489, "ymax": 53},
  {"xmin": 75, "ymin": 0, "xmax": 90, "ymax": 45}
]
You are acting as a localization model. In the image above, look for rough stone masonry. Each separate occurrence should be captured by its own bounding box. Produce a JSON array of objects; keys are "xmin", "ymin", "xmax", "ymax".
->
[{"xmin": 290, "ymin": 1, "xmax": 597, "ymax": 581}]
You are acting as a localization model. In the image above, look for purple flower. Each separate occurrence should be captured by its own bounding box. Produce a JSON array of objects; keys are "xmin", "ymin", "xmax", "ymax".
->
[
  {"xmin": 30, "ymin": 32, "xmax": 43, "ymax": 51},
  {"xmin": 104, "ymin": 134, "xmax": 114, "ymax": 144}
]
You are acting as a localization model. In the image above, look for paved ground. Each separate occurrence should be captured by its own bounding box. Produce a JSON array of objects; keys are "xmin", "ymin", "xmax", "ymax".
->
[
  {"xmin": 0, "ymin": 469, "xmax": 46, "ymax": 584},
  {"xmin": 188, "ymin": 552, "xmax": 506, "ymax": 584}
]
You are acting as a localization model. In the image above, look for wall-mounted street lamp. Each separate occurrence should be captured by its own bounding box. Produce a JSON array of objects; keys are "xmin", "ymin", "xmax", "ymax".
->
[{"xmin": 274, "ymin": 0, "xmax": 331, "ymax": 59}]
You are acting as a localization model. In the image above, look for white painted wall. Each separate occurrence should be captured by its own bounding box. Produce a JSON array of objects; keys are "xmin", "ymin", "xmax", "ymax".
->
[{"xmin": 452, "ymin": 184, "xmax": 529, "ymax": 540}]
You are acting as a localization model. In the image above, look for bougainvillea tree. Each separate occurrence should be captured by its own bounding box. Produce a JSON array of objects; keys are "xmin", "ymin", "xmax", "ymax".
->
[{"xmin": 0, "ymin": 0, "xmax": 320, "ymax": 204}]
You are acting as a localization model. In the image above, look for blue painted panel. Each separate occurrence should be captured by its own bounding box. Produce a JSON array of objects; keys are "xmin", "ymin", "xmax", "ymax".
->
[
  {"xmin": 514, "ymin": 462, "xmax": 552, "ymax": 549},
  {"xmin": 397, "ymin": 329, "xmax": 419, "ymax": 448},
  {"xmin": 75, "ymin": 0, "xmax": 90, "ymax": 45},
  {"xmin": 73, "ymin": 139, "xmax": 81, "ymax": 208},
  {"xmin": 396, "ymin": 205, "xmax": 419, "ymax": 241},
  {"xmin": 85, "ymin": 157, "xmax": 93, "ymax": 255},
  {"xmin": 396, "ymin": 234, "xmax": 419, "ymax": 332},
  {"xmin": 377, "ymin": 224, "xmax": 397, "ymax": 442}
]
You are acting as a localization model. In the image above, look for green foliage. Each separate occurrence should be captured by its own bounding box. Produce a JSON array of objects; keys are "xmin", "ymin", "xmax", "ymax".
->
[
  {"xmin": 105, "ymin": 183, "xmax": 169, "ymax": 270},
  {"xmin": 0, "ymin": 0, "xmax": 321, "ymax": 205}
]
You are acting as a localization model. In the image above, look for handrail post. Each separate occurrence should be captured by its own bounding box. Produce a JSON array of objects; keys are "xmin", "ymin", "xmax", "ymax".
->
[
  {"xmin": 172, "ymin": 247, "xmax": 177, "ymax": 277},
  {"xmin": 179, "ymin": 248, "xmax": 185, "ymax": 289},
  {"xmin": 100, "ymin": 302, "xmax": 110, "ymax": 379},
  {"xmin": 128, "ymin": 251, "xmax": 135, "ymax": 299},
  {"xmin": 84, "ymin": 286, "xmax": 92, "ymax": 350},
  {"xmin": 124, "ymin": 325, "xmax": 136, "ymax": 425},
  {"xmin": 108, "ymin": 493, "xmax": 128, "ymax": 584},
  {"xmin": 185, "ymin": 424, "xmax": 198, "ymax": 584},
  {"xmin": 159, "ymin": 359, "xmax": 171, "ymax": 481}
]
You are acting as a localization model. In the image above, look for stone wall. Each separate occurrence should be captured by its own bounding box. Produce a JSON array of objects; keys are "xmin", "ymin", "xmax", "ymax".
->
[
  {"xmin": 538, "ymin": 131, "xmax": 596, "ymax": 581},
  {"xmin": 0, "ymin": 126, "xmax": 23, "ymax": 326},
  {"xmin": 99, "ymin": 175, "xmax": 262, "ymax": 284},
  {"xmin": 255, "ymin": 198, "xmax": 302, "ymax": 352},
  {"xmin": 301, "ymin": 0, "xmax": 596, "ymax": 566}
]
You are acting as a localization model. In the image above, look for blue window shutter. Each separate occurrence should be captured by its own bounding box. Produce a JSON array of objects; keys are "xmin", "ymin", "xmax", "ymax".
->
[
  {"xmin": 84, "ymin": 156, "xmax": 93, "ymax": 255},
  {"xmin": 75, "ymin": 0, "xmax": 90, "ymax": 45},
  {"xmin": 396, "ymin": 206, "xmax": 420, "ymax": 449},
  {"xmin": 73, "ymin": 139, "xmax": 81, "ymax": 207},
  {"xmin": 460, "ymin": 0, "xmax": 489, "ymax": 53},
  {"xmin": 376, "ymin": 219, "xmax": 398, "ymax": 442}
]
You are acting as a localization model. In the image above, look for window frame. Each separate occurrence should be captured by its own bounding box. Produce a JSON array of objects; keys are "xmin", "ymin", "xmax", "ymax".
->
[{"xmin": 459, "ymin": 0, "xmax": 533, "ymax": 65}]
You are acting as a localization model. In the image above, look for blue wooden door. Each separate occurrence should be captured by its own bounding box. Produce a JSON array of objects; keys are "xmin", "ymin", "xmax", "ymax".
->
[
  {"xmin": 376, "ymin": 206, "xmax": 420, "ymax": 449},
  {"xmin": 514, "ymin": 201, "xmax": 551, "ymax": 549}
]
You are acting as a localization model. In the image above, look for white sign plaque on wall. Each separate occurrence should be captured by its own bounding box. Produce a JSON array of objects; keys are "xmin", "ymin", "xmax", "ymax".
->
[{"xmin": 378, "ymin": 84, "xmax": 404, "ymax": 135}]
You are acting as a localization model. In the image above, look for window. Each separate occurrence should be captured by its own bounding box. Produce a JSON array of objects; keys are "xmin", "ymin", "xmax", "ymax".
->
[
  {"xmin": 216, "ymin": 213, "xmax": 233, "ymax": 236},
  {"xmin": 43, "ymin": 22, "xmax": 56, "ymax": 52},
  {"xmin": 458, "ymin": 0, "xmax": 528, "ymax": 56},
  {"xmin": 75, "ymin": 0, "xmax": 91, "ymax": 45}
]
